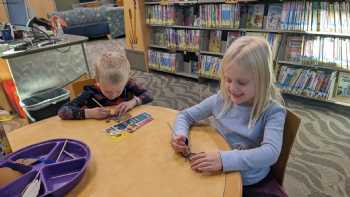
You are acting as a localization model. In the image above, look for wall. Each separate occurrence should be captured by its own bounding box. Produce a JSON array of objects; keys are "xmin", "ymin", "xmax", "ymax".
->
[
  {"xmin": 26, "ymin": 0, "xmax": 56, "ymax": 19},
  {"xmin": 54, "ymin": 0, "xmax": 79, "ymax": 11}
]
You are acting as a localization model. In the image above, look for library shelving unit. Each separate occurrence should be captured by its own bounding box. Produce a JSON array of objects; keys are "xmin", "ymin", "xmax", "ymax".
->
[{"xmin": 142, "ymin": 0, "xmax": 350, "ymax": 107}]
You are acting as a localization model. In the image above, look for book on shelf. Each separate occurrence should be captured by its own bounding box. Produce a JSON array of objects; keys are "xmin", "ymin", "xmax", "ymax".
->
[
  {"xmin": 150, "ymin": 28, "xmax": 168, "ymax": 46},
  {"xmin": 285, "ymin": 36, "xmax": 303, "ymax": 62},
  {"xmin": 146, "ymin": 5, "xmax": 176, "ymax": 25},
  {"xmin": 277, "ymin": 65, "xmax": 337, "ymax": 100},
  {"xmin": 200, "ymin": 55, "xmax": 221, "ymax": 79},
  {"xmin": 150, "ymin": 28, "xmax": 200, "ymax": 51},
  {"xmin": 278, "ymin": 1, "xmax": 350, "ymax": 33},
  {"xmin": 283, "ymin": 35, "xmax": 350, "ymax": 70},
  {"xmin": 148, "ymin": 49, "xmax": 183, "ymax": 72},
  {"xmin": 336, "ymin": 72, "xmax": 350, "ymax": 97},
  {"xmin": 181, "ymin": 54, "xmax": 199, "ymax": 75},
  {"xmin": 265, "ymin": 3, "xmax": 282, "ymax": 30},
  {"xmin": 199, "ymin": 3, "xmax": 240, "ymax": 28},
  {"xmin": 226, "ymin": 31, "xmax": 241, "ymax": 50},
  {"xmin": 246, "ymin": 4, "xmax": 265, "ymax": 29},
  {"xmin": 244, "ymin": 32, "xmax": 281, "ymax": 60},
  {"xmin": 208, "ymin": 30, "xmax": 222, "ymax": 53},
  {"xmin": 266, "ymin": 33, "xmax": 282, "ymax": 61}
]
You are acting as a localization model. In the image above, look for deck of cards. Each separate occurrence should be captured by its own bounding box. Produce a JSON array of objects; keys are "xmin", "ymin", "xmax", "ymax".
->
[{"xmin": 105, "ymin": 112, "xmax": 153, "ymax": 136}]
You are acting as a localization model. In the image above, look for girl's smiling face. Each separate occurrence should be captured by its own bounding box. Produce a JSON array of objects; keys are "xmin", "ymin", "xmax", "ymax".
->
[{"xmin": 223, "ymin": 63, "xmax": 256, "ymax": 106}]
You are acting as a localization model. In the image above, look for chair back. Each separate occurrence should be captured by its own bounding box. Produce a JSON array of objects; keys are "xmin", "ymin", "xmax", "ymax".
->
[
  {"xmin": 70, "ymin": 78, "xmax": 96, "ymax": 98},
  {"xmin": 271, "ymin": 110, "xmax": 301, "ymax": 186}
]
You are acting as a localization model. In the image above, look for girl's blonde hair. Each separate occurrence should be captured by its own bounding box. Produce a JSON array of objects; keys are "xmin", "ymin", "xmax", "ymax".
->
[
  {"xmin": 220, "ymin": 36, "xmax": 282, "ymax": 126},
  {"xmin": 95, "ymin": 53, "xmax": 131, "ymax": 85}
]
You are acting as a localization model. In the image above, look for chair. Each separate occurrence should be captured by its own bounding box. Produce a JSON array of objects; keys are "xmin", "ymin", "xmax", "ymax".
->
[
  {"xmin": 271, "ymin": 110, "xmax": 301, "ymax": 186},
  {"xmin": 70, "ymin": 77, "xmax": 96, "ymax": 98}
]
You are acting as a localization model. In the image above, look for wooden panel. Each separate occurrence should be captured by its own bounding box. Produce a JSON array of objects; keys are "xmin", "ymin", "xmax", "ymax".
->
[
  {"xmin": 0, "ymin": 58, "xmax": 13, "ymax": 111},
  {"xmin": 0, "ymin": 0, "xmax": 9, "ymax": 23},
  {"xmin": 26, "ymin": 0, "xmax": 56, "ymax": 19},
  {"xmin": 124, "ymin": 0, "xmax": 148, "ymax": 51},
  {"xmin": 116, "ymin": 0, "xmax": 123, "ymax": 6},
  {"xmin": 0, "ymin": 58, "xmax": 11, "ymax": 81},
  {"xmin": 124, "ymin": 0, "xmax": 149, "ymax": 71}
]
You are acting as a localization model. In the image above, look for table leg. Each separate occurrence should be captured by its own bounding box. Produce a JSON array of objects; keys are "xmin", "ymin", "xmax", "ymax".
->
[{"xmin": 81, "ymin": 43, "xmax": 91, "ymax": 77}]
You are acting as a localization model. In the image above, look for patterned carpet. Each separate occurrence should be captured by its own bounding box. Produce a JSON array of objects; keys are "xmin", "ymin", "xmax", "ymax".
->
[
  {"xmin": 84, "ymin": 38, "xmax": 350, "ymax": 197},
  {"xmin": 4, "ymin": 38, "xmax": 350, "ymax": 197}
]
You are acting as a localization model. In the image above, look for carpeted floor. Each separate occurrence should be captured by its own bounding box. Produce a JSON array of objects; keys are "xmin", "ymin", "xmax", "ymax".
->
[{"xmin": 4, "ymin": 38, "xmax": 350, "ymax": 197}]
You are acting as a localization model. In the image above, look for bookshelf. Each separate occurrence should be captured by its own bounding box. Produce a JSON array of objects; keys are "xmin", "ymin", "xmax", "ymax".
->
[{"xmin": 142, "ymin": 0, "xmax": 350, "ymax": 106}]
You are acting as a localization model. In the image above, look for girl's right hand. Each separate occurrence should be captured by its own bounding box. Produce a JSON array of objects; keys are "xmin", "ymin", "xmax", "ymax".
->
[
  {"xmin": 85, "ymin": 108, "xmax": 110, "ymax": 120},
  {"xmin": 171, "ymin": 134, "xmax": 188, "ymax": 154}
]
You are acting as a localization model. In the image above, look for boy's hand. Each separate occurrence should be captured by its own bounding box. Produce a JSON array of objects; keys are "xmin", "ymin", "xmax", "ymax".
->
[
  {"xmin": 190, "ymin": 152, "xmax": 223, "ymax": 173},
  {"xmin": 85, "ymin": 108, "xmax": 110, "ymax": 120},
  {"xmin": 114, "ymin": 99, "xmax": 137, "ymax": 116},
  {"xmin": 171, "ymin": 134, "xmax": 189, "ymax": 155}
]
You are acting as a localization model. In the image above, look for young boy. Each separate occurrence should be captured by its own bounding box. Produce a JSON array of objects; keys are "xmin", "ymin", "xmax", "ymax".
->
[{"xmin": 58, "ymin": 53, "xmax": 153, "ymax": 120}]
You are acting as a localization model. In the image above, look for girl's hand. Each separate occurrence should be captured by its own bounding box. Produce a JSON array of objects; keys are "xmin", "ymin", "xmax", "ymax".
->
[
  {"xmin": 115, "ymin": 99, "xmax": 137, "ymax": 116},
  {"xmin": 171, "ymin": 134, "xmax": 188, "ymax": 155},
  {"xmin": 85, "ymin": 108, "xmax": 110, "ymax": 120},
  {"xmin": 190, "ymin": 152, "xmax": 223, "ymax": 173}
]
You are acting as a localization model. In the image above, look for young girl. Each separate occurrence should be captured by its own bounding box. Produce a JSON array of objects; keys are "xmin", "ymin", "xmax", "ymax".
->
[
  {"xmin": 58, "ymin": 53, "xmax": 153, "ymax": 120},
  {"xmin": 171, "ymin": 36, "xmax": 288, "ymax": 197}
]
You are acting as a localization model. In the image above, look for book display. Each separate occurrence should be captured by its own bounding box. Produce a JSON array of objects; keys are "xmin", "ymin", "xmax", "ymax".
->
[{"xmin": 144, "ymin": 0, "xmax": 350, "ymax": 106}]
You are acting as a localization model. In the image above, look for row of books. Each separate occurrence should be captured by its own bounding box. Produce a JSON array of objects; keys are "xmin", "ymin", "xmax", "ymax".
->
[
  {"xmin": 151, "ymin": 28, "xmax": 200, "ymax": 50},
  {"xmin": 205, "ymin": 31, "xmax": 281, "ymax": 60},
  {"xmin": 199, "ymin": 4, "xmax": 240, "ymax": 28},
  {"xmin": 280, "ymin": 1, "xmax": 350, "ymax": 33},
  {"xmin": 148, "ymin": 49, "xmax": 179, "ymax": 72},
  {"xmin": 151, "ymin": 29, "xmax": 281, "ymax": 60},
  {"xmin": 146, "ymin": 1, "xmax": 350, "ymax": 34},
  {"xmin": 148, "ymin": 49, "xmax": 200, "ymax": 74},
  {"xmin": 276, "ymin": 65, "xmax": 337, "ymax": 100},
  {"xmin": 337, "ymin": 72, "xmax": 350, "ymax": 97},
  {"xmin": 146, "ymin": 5, "xmax": 176, "ymax": 25},
  {"xmin": 285, "ymin": 36, "xmax": 350, "ymax": 70},
  {"xmin": 200, "ymin": 55, "xmax": 221, "ymax": 79}
]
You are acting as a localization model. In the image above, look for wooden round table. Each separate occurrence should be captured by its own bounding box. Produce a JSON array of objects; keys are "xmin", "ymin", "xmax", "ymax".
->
[{"xmin": 8, "ymin": 106, "xmax": 242, "ymax": 197}]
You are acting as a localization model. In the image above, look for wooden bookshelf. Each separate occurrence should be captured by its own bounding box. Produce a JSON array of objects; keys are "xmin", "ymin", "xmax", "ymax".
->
[{"xmin": 142, "ymin": 0, "xmax": 350, "ymax": 106}]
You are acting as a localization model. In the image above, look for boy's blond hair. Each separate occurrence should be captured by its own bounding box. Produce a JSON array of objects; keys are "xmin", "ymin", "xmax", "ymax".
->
[
  {"xmin": 220, "ymin": 36, "xmax": 282, "ymax": 126},
  {"xmin": 95, "ymin": 53, "xmax": 131, "ymax": 85}
]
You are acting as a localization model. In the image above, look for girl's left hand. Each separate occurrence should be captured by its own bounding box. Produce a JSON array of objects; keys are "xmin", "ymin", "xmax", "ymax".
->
[
  {"xmin": 115, "ymin": 99, "xmax": 137, "ymax": 115},
  {"xmin": 190, "ymin": 152, "xmax": 223, "ymax": 173}
]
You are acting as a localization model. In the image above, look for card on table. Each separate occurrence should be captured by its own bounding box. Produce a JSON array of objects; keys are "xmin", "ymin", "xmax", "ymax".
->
[{"xmin": 105, "ymin": 112, "xmax": 153, "ymax": 136}]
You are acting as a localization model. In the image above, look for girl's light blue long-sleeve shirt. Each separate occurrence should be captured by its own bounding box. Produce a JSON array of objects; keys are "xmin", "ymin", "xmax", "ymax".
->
[{"xmin": 174, "ymin": 93, "xmax": 286, "ymax": 185}]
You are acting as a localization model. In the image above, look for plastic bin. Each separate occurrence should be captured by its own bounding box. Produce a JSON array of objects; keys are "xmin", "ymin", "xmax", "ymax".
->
[{"xmin": 20, "ymin": 88, "xmax": 69, "ymax": 122}]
